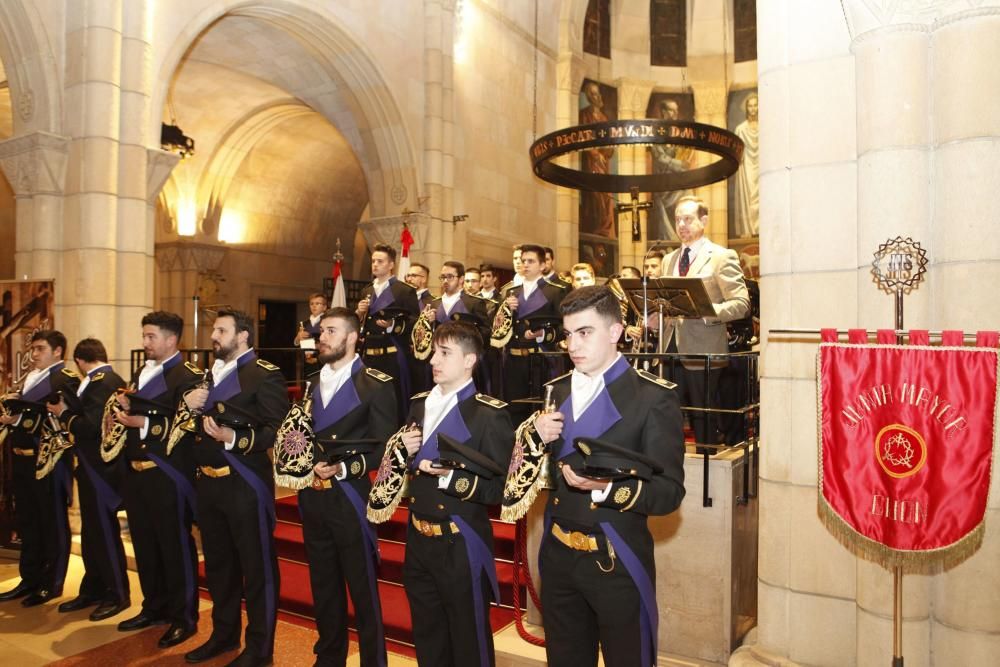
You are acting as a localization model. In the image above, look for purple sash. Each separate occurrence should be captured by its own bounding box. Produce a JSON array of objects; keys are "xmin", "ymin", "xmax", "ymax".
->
[
  {"xmin": 207, "ymin": 351, "xmax": 256, "ymax": 403},
  {"xmin": 221, "ymin": 451, "xmax": 278, "ymax": 651},
  {"xmin": 370, "ymin": 280, "xmax": 397, "ymax": 312},
  {"xmin": 76, "ymin": 455, "xmax": 128, "ymax": 599},
  {"xmin": 555, "ymin": 356, "xmax": 629, "ymax": 460},
  {"xmin": 135, "ymin": 354, "xmax": 182, "ymax": 399},
  {"xmin": 517, "ymin": 284, "xmax": 548, "ymax": 318},
  {"xmin": 452, "ymin": 515, "xmax": 500, "ymax": 667},
  {"xmin": 602, "ymin": 522, "xmax": 658, "ymax": 665},
  {"xmin": 411, "ymin": 383, "xmax": 476, "ymax": 468},
  {"xmin": 22, "ymin": 362, "xmax": 62, "ymax": 401},
  {"xmin": 311, "ymin": 358, "xmax": 363, "ymax": 432},
  {"xmin": 436, "ymin": 297, "xmax": 468, "ymax": 323}
]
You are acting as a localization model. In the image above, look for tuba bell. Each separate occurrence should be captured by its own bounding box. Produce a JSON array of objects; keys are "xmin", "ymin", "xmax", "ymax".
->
[
  {"xmin": 411, "ymin": 308, "xmax": 435, "ymax": 361},
  {"xmin": 273, "ymin": 382, "xmax": 316, "ymax": 490}
]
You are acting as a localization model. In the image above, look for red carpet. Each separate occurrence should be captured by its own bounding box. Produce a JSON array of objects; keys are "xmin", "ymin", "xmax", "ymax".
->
[{"xmin": 197, "ymin": 492, "xmax": 522, "ymax": 657}]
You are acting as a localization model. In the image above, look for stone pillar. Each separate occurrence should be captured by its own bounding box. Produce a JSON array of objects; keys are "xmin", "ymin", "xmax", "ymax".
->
[
  {"xmin": 614, "ymin": 77, "xmax": 655, "ymax": 270},
  {"xmin": 555, "ymin": 53, "xmax": 584, "ymax": 272},
  {"xmin": 62, "ymin": 0, "xmax": 123, "ymax": 358},
  {"xmin": 690, "ymin": 83, "xmax": 730, "ymax": 244},
  {"xmin": 737, "ymin": 3, "xmax": 1000, "ymax": 666}
]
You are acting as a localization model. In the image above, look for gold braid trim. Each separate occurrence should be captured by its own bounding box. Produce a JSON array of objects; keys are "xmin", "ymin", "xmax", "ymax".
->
[
  {"xmin": 366, "ymin": 426, "xmax": 410, "ymax": 523},
  {"xmin": 501, "ymin": 411, "xmax": 548, "ymax": 522}
]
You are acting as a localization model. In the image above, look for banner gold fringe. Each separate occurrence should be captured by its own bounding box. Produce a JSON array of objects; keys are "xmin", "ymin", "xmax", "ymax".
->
[
  {"xmin": 501, "ymin": 414, "xmax": 547, "ymax": 522},
  {"xmin": 367, "ymin": 427, "xmax": 409, "ymax": 524},
  {"xmin": 274, "ymin": 471, "xmax": 315, "ymax": 491}
]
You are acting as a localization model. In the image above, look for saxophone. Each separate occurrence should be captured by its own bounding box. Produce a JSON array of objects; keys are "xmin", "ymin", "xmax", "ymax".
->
[
  {"xmin": 273, "ymin": 382, "xmax": 316, "ymax": 490},
  {"xmin": 35, "ymin": 407, "xmax": 73, "ymax": 479},
  {"xmin": 100, "ymin": 384, "xmax": 134, "ymax": 462},
  {"xmin": 411, "ymin": 306, "xmax": 435, "ymax": 361},
  {"xmin": 166, "ymin": 371, "xmax": 211, "ymax": 455}
]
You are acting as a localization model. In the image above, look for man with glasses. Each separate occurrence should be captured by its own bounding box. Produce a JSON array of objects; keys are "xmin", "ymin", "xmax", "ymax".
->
[
  {"xmin": 422, "ymin": 261, "xmax": 491, "ymax": 392},
  {"xmin": 405, "ymin": 263, "xmax": 434, "ymax": 311}
]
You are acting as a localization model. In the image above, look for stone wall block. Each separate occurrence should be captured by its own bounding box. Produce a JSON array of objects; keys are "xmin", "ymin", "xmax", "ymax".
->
[
  {"xmin": 929, "ymin": 618, "xmax": 1000, "ymax": 665},
  {"xmin": 931, "ymin": 508, "xmax": 1000, "ymax": 633},
  {"xmin": 854, "ymin": 29, "xmax": 930, "ymax": 154},
  {"xmin": 856, "ymin": 608, "xmax": 930, "ymax": 667},
  {"xmin": 76, "ymin": 192, "xmax": 117, "ymax": 248},
  {"xmin": 758, "ymin": 478, "xmax": 791, "ymax": 587},
  {"xmin": 759, "ymin": 378, "xmax": 791, "ymax": 483},
  {"xmin": 932, "ymin": 15, "xmax": 1000, "ymax": 145},
  {"xmin": 788, "ymin": 56, "xmax": 856, "ymax": 168},
  {"xmin": 759, "ymin": 168, "xmax": 790, "ymax": 276},
  {"xmin": 856, "ymin": 558, "xmax": 931, "ymax": 618},
  {"xmin": 788, "ymin": 485, "xmax": 857, "ymax": 600},
  {"xmin": 788, "ymin": 379, "xmax": 818, "ymax": 486},
  {"xmin": 789, "ymin": 161, "xmax": 858, "ymax": 273},
  {"xmin": 932, "ymin": 139, "xmax": 1000, "ymax": 264},
  {"xmin": 80, "ymin": 136, "xmax": 119, "ymax": 195},
  {"xmin": 788, "ymin": 589, "xmax": 857, "ymax": 666}
]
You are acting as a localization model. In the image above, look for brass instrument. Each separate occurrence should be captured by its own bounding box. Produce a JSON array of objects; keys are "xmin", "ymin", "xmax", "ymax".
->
[
  {"xmin": 366, "ymin": 424, "xmax": 411, "ymax": 523},
  {"xmin": 500, "ymin": 384, "xmax": 556, "ymax": 522},
  {"xmin": 166, "ymin": 371, "xmax": 211, "ymax": 455},
  {"xmin": 100, "ymin": 384, "xmax": 134, "ymax": 462},
  {"xmin": 0, "ymin": 382, "xmax": 24, "ymax": 448},
  {"xmin": 490, "ymin": 300, "xmax": 514, "ymax": 348},
  {"xmin": 607, "ymin": 277, "xmax": 632, "ymax": 324},
  {"xmin": 273, "ymin": 382, "xmax": 316, "ymax": 490},
  {"xmin": 411, "ymin": 307, "xmax": 435, "ymax": 361},
  {"xmin": 35, "ymin": 408, "xmax": 73, "ymax": 480}
]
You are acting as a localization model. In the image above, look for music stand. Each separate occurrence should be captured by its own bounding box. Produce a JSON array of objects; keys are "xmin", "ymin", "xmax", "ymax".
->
[{"xmin": 616, "ymin": 277, "xmax": 717, "ymax": 320}]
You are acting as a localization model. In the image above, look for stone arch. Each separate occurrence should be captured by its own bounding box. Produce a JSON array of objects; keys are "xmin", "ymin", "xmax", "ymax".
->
[
  {"xmin": 151, "ymin": 0, "xmax": 420, "ymax": 218},
  {"xmin": 0, "ymin": 0, "xmax": 61, "ymax": 135}
]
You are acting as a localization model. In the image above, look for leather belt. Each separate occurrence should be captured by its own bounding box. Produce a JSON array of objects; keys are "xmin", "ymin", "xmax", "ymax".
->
[
  {"xmin": 130, "ymin": 460, "xmax": 158, "ymax": 472},
  {"xmin": 411, "ymin": 514, "xmax": 460, "ymax": 538},
  {"xmin": 509, "ymin": 347, "xmax": 537, "ymax": 356},
  {"xmin": 310, "ymin": 478, "xmax": 334, "ymax": 490},
  {"xmin": 551, "ymin": 522, "xmax": 601, "ymax": 552},
  {"xmin": 365, "ymin": 346, "xmax": 398, "ymax": 356},
  {"xmin": 12, "ymin": 448, "xmax": 35, "ymax": 457},
  {"xmin": 199, "ymin": 465, "xmax": 231, "ymax": 478}
]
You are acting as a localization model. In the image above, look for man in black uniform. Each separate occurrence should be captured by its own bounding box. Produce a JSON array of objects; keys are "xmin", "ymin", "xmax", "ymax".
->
[
  {"xmin": 356, "ymin": 242, "xmax": 419, "ymax": 423},
  {"xmin": 51, "ymin": 338, "xmax": 129, "ymax": 620},
  {"xmin": 114, "ymin": 311, "xmax": 204, "ymax": 648},
  {"xmin": 182, "ymin": 309, "xmax": 289, "ymax": 667},
  {"xmin": 531, "ymin": 285, "xmax": 686, "ymax": 667},
  {"xmin": 0, "ymin": 330, "xmax": 80, "ymax": 606},
  {"xmin": 501, "ymin": 244, "xmax": 566, "ymax": 407},
  {"xmin": 401, "ymin": 321, "xmax": 514, "ymax": 667},
  {"xmin": 298, "ymin": 307, "xmax": 396, "ymax": 667},
  {"xmin": 423, "ymin": 261, "xmax": 491, "ymax": 393}
]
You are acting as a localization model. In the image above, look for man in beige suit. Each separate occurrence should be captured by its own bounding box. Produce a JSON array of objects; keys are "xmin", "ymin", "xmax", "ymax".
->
[{"xmin": 662, "ymin": 195, "xmax": 749, "ymax": 449}]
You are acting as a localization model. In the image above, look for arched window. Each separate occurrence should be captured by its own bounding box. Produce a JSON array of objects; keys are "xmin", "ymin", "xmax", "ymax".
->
[
  {"xmin": 650, "ymin": 0, "xmax": 685, "ymax": 67},
  {"xmin": 734, "ymin": 0, "xmax": 757, "ymax": 63},
  {"xmin": 583, "ymin": 0, "xmax": 611, "ymax": 58}
]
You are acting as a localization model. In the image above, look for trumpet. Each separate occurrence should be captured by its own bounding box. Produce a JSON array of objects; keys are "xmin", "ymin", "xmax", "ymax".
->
[
  {"xmin": 100, "ymin": 384, "xmax": 134, "ymax": 462},
  {"xmin": 36, "ymin": 408, "xmax": 73, "ymax": 480},
  {"xmin": 166, "ymin": 371, "xmax": 212, "ymax": 455}
]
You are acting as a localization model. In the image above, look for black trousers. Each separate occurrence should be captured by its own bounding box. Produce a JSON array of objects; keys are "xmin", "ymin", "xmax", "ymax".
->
[
  {"xmin": 299, "ymin": 485, "xmax": 385, "ymax": 667},
  {"xmin": 402, "ymin": 517, "xmax": 495, "ymax": 667},
  {"xmin": 122, "ymin": 465, "xmax": 199, "ymax": 626},
  {"xmin": 75, "ymin": 457, "xmax": 129, "ymax": 603},
  {"xmin": 11, "ymin": 452, "xmax": 70, "ymax": 591},
  {"xmin": 540, "ymin": 528, "xmax": 651, "ymax": 667},
  {"xmin": 665, "ymin": 363, "xmax": 722, "ymax": 449},
  {"xmin": 196, "ymin": 471, "xmax": 279, "ymax": 658}
]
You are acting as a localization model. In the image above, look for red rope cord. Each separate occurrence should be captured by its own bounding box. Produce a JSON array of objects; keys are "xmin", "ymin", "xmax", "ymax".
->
[{"xmin": 511, "ymin": 517, "xmax": 546, "ymax": 646}]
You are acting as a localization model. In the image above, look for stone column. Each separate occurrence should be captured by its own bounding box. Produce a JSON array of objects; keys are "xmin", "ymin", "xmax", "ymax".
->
[
  {"xmin": 62, "ymin": 0, "xmax": 123, "ymax": 357},
  {"xmin": 690, "ymin": 83, "xmax": 730, "ymax": 244},
  {"xmin": 613, "ymin": 77, "xmax": 655, "ymax": 270},
  {"xmin": 555, "ymin": 53, "xmax": 584, "ymax": 273}
]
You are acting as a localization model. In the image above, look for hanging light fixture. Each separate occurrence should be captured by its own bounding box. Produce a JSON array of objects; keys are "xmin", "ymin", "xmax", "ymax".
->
[{"xmin": 161, "ymin": 101, "xmax": 196, "ymax": 158}]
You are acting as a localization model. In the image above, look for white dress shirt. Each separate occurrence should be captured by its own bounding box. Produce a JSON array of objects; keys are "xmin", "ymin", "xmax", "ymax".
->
[
  {"xmin": 421, "ymin": 378, "xmax": 474, "ymax": 488},
  {"xmin": 570, "ymin": 353, "xmax": 622, "ymax": 501}
]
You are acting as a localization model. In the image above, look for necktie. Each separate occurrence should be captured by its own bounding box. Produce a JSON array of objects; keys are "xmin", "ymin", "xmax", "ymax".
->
[{"xmin": 679, "ymin": 247, "xmax": 691, "ymax": 276}]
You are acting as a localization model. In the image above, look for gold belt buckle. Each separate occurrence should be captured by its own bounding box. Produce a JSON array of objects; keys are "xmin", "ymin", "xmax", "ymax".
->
[
  {"xmin": 414, "ymin": 518, "xmax": 435, "ymax": 537},
  {"xmin": 570, "ymin": 531, "xmax": 590, "ymax": 551},
  {"xmin": 311, "ymin": 478, "xmax": 329, "ymax": 490}
]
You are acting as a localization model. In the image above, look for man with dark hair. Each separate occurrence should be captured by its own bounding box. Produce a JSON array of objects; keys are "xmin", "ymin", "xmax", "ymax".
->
[
  {"xmin": 501, "ymin": 244, "xmax": 566, "ymax": 407},
  {"xmin": 401, "ymin": 320, "xmax": 514, "ymax": 667},
  {"xmin": 406, "ymin": 262, "xmax": 434, "ymax": 310},
  {"xmin": 528, "ymin": 285, "xmax": 686, "ymax": 667},
  {"xmin": 0, "ymin": 330, "xmax": 80, "ymax": 606},
  {"xmin": 542, "ymin": 246, "xmax": 570, "ymax": 287},
  {"xmin": 297, "ymin": 306, "xmax": 396, "ymax": 666},
  {"xmin": 49, "ymin": 338, "xmax": 130, "ymax": 620},
  {"xmin": 463, "ymin": 267, "xmax": 482, "ymax": 296},
  {"xmin": 642, "ymin": 250, "xmax": 665, "ymax": 278},
  {"xmin": 114, "ymin": 311, "xmax": 204, "ymax": 648},
  {"xmin": 619, "ymin": 266, "xmax": 642, "ymax": 279},
  {"xmin": 356, "ymin": 243, "xmax": 419, "ymax": 423},
  {"xmin": 421, "ymin": 261, "xmax": 491, "ymax": 393},
  {"xmin": 181, "ymin": 309, "xmax": 288, "ymax": 666},
  {"xmin": 478, "ymin": 264, "xmax": 499, "ymax": 301}
]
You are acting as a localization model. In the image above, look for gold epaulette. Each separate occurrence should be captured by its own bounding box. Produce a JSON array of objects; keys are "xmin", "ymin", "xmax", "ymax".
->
[
  {"xmin": 475, "ymin": 393, "xmax": 507, "ymax": 409},
  {"xmin": 411, "ymin": 390, "xmax": 431, "ymax": 400},
  {"xmin": 257, "ymin": 359, "xmax": 280, "ymax": 371},
  {"xmin": 366, "ymin": 367, "xmax": 393, "ymax": 383},
  {"xmin": 637, "ymin": 368, "xmax": 677, "ymax": 390},
  {"xmin": 91, "ymin": 372, "xmax": 105, "ymax": 382},
  {"xmin": 61, "ymin": 367, "xmax": 81, "ymax": 378},
  {"xmin": 184, "ymin": 361, "xmax": 205, "ymax": 375},
  {"xmin": 544, "ymin": 371, "xmax": 572, "ymax": 386}
]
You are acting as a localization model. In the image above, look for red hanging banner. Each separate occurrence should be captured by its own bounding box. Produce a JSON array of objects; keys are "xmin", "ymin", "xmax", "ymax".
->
[{"xmin": 818, "ymin": 333, "xmax": 1000, "ymax": 565}]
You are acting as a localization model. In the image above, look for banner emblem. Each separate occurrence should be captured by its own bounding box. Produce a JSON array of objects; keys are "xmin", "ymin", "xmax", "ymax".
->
[{"xmin": 875, "ymin": 424, "xmax": 926, "ymax": 479}]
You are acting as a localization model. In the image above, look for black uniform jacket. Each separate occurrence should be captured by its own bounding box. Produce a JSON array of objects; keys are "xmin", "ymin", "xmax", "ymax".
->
[
  {"xmin": 123, "ymin": 353, "xmax": 203, "ymax": 463},
  {"xmin": 63, "ymin": 365, "xmax": 126, "ymax": 467},
  {"xmin": 506, "ymin": 278, "xmax": 567, "ymax": 349},
  {"xmin": 193, "ymin": 352, "xmax": 290, "ymax": 482},
  {"xmin": 308, "ymin": 358, "xmax": 398, "ymax": 484},
  {"xmin": 405, "ymin": 385, "xmax": 514, "ymax": 521},
  {"xmin": 544, "ymin": 360, "xmax": 686, "ymax": 530},
  {"xmin": 359, "ymin": 277, "xmax": 420, "ymax": 344},
  {"xmin": 9, "ymin": 363, "xmax": 80, "ymax": 447},
  {"xmin": 429, "ymin": 292, "xmax": 491, "ymax": 342}
]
